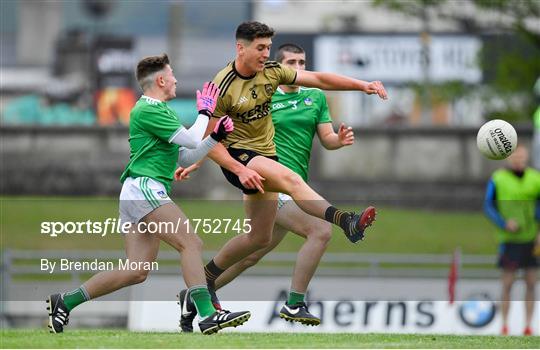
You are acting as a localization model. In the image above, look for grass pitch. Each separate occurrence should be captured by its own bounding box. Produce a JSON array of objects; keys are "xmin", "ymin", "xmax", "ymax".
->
[{"xmin": 1, "ymin": 330, "xmax": 539, "ymax": 348}]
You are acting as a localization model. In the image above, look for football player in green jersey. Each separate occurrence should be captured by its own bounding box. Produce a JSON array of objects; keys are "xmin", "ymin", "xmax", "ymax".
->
[
  {"xmin": 47, "ymin": 54, "xmax": 250, "ymax": 335},
  {"xmin": 177, "ymin": 23, "xmax": 386, "ymax": 331}
]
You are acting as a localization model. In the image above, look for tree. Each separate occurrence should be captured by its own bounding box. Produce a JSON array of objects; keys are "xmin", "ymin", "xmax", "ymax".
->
[{"xmin": 372, "ymin": 0, "xmax": 540, "ymax": 123}]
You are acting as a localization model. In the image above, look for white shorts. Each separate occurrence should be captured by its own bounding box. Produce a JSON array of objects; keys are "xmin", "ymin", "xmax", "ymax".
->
[
  {"xmin": 119, "ymin": 177, "xmax": 172, "ymax": 224},
  {"xmin": 277, "ymin": 193, "xmax": 292, "ymax": 210}
]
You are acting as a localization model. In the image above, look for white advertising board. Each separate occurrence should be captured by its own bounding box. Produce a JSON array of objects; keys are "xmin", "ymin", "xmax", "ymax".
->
[
  {"xmin": 129, "ymin": 299, "xmax": 539, "ymax": 335},
  {"xmin": 128, "ymin": 276, "xmax": 539, "ymax": 335},
  {"xmin": 314, "ymin": 35, "xmax": 482, "ymax": 84}
]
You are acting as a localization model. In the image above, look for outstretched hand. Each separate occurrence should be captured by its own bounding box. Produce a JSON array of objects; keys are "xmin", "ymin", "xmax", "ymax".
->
[
  {"xmin": 197, "ymin": 82, "xmax": 220, "ymax": 116},
  {"xmin": 364, "ymin": 81, "xmax": 388, "ymax": 100}
]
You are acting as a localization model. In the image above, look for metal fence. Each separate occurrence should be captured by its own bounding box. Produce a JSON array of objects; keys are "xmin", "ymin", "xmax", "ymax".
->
[
  {"xmin": 1, "ymin": 248, "xmax": 499, "ymax": 288},
  {"xmin": 0, "ymin": 249, "xmax": 500, "ymax": 329}
]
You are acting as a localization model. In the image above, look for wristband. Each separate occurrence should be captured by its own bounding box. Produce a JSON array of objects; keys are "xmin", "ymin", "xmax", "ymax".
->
[{"xmin": 198, "ymin": 109, "xmax": 212, "ymax": 118}]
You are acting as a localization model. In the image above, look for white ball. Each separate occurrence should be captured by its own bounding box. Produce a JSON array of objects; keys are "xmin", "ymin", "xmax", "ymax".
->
[{"xmin": 476, "ymin": 119, "xmax": 517, "ymax": 160}]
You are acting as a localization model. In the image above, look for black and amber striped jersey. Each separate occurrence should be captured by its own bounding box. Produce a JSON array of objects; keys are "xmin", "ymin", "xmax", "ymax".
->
[{"xmin": 212, "ymin": 60, "xmax": 297, "ymax": 156}]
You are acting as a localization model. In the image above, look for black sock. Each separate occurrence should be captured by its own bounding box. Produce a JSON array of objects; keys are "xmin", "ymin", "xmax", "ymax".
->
[
  {"xmin": 324, "ymin": 206, "xmax": 350, "ymax": 230},
  {"xmin": 204, "ymin": 259, "xmax": 225, "ymax": 288}
]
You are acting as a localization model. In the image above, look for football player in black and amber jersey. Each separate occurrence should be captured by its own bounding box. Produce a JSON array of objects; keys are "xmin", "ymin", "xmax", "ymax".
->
[{"xmin": 177, "ymin": 21, "xmax": 387, "ymax": 332}]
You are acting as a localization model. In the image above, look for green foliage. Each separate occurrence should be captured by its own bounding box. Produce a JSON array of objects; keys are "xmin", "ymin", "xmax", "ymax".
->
[
  {"xmin": 372, "ymin": 0, "xmax": 540, "ymax": 122},
  {"xmin": 479, "ymin": 32, "xmax": 540, "ymax": 122},
  {"xmin": 473, "ymin": 0, "xmax": 540, "ymax": 25}
]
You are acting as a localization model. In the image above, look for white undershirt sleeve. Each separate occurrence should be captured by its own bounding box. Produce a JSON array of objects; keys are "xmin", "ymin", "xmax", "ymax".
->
[
  {"xmin": 177, "ymin": 136, "xmax": 218, "ymax": 167},
  {"xmin": 168, "ymin": 114, "xmax": 209, "ymax": 148}
]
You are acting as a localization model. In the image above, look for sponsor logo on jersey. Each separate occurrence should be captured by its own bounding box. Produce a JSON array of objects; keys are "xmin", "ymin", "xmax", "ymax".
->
[
  {"xmin": 236, "ymin": 100, "xmax": 271, "ymax": 123},
  {"xmin": 237, "ymin": 96, "xmax": 248, "ymax": 106},
  {"xmin": 304, "ymin": 98, "xmax": 313, "ymax": 106},
  {"xmin": 272, "ymin": 102, "xmax": 286, "ymax": 110}
]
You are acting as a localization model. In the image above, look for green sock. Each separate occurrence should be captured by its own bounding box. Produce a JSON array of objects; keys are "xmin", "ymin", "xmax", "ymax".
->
[
  {"xmin": 63, "ymin": 286, "xmax": 90, "ymax": 311},
  {"xmin": 287, "ymin": 290, "xmax": 305, "ymax": 305},
  {"xmin": 189, "ymin": 286, "xmax": 216, "ymax": 318}
]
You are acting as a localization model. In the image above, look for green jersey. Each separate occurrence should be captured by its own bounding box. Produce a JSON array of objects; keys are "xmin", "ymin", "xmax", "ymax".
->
[
  {"xmin": 271, "ymin": 87, "xmax": 332, "ymax": 181},
  {"xmin": 492, "ymin": 168, "xmax": 540, "ymax": 243},
  {"xmin": 534, "ymin": 106, "xmax": 540, "ymax": 130},
  {"xmin": 120, "ymin": 95, "xmax": 184, "ymax": 193}
]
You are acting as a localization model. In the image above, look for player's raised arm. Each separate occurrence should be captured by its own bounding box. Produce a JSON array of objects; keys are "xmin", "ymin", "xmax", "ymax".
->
[
  {"xmin": 169, "ymin": 82, "xmax": 220, "ymax": 148},
  {"xmin": 295, "ymin": 70, "xmax": 388, "ymax": 100}
]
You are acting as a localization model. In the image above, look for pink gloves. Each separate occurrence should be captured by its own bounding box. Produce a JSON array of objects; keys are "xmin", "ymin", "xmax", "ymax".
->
[
  {"xmin": 197, "ymin": 82, "xmax": 219, "ymax": 117},
  {"xmin": 210, "ymin": 116, "xmax": 234, "ymax": 141}
]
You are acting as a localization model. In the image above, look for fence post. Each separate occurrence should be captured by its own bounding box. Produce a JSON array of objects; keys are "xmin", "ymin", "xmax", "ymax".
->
[{"xmin": 1, "ymin": 249, "xmax": 13, "ymax": 327}]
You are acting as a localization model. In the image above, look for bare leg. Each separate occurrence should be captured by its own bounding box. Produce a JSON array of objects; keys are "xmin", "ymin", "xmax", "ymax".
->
[
  {"xmin": 212, "ymin": 191, "xmax": 278, "ymax": 269},
  {"xmin": 248, "ymin": 156, "xmax": 331, "ymax": 220},
  {"xmin": 209, "ymin": 156, "xmax": 370, "ymax": 280},
  {"xmin": 145, "ymin": 203, "xmax": 250, "ymax": 328},
  {"xmin": 84, "ymin": 202, "xmax": 205, "ymax": 296},
  {"xmin": 500, "ymin": 269, "xmax": 515, "ymax": 329},
  {"xmin": 214, "ymin": 199, "xmax": 332, "ymax": 294},
  {"xmin": 523, "ymin": 268, "xmax": 537, "ymax": 329},
  {"xmin": 144, "ymin": 202, "xmax": 205, "ymax": 287},
  {"xmin": 84, "ymin": 229, "xmax": 159, "ymax": 298},
  {"xmin": 276, "ymin": 200, "xmax": 332, "ymax": 293},
  {"xmin": 214, "ymin": 224, "xmax": 287, "ymax": 289},
  {"xmin": 56, "ymin": 200, "xmax": 254, "ymax": 334}
]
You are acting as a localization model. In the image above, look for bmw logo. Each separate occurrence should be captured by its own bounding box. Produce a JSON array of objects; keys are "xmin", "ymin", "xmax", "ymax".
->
[{"xmin": 458, "ymin": 293, "xmax": 497, "ymax": 328}]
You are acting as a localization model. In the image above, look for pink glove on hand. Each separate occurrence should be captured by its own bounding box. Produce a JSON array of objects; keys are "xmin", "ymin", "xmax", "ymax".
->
[
  {"xmin": 197, "ymin": 82, "xmax": 220, "ymax": 117},
  {"xmin": 210, "ymin": 116, "xmax": 234, "ymax": 141}
]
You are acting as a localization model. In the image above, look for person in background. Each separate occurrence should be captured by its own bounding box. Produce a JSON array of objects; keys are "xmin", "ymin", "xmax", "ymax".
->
[
  {"xmin": 484, "ymin": 144, "xmax": 540, "ymax": 336},
  {"xmin": 532, "ymin": 76, "xmax": 540, "ymax": 169}
]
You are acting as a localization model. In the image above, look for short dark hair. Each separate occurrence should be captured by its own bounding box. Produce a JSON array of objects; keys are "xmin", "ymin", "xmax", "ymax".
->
[
  {"xmin": 136, "ymin": 53, "xmax": 170, "ymax": 90},
  {"xmin": 274, "ymin": 43, "xmax": 305, "ymax": 63},
  {"xmin": 236, "ymin": 21, "xmax": 275, "ymax": 42}
]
